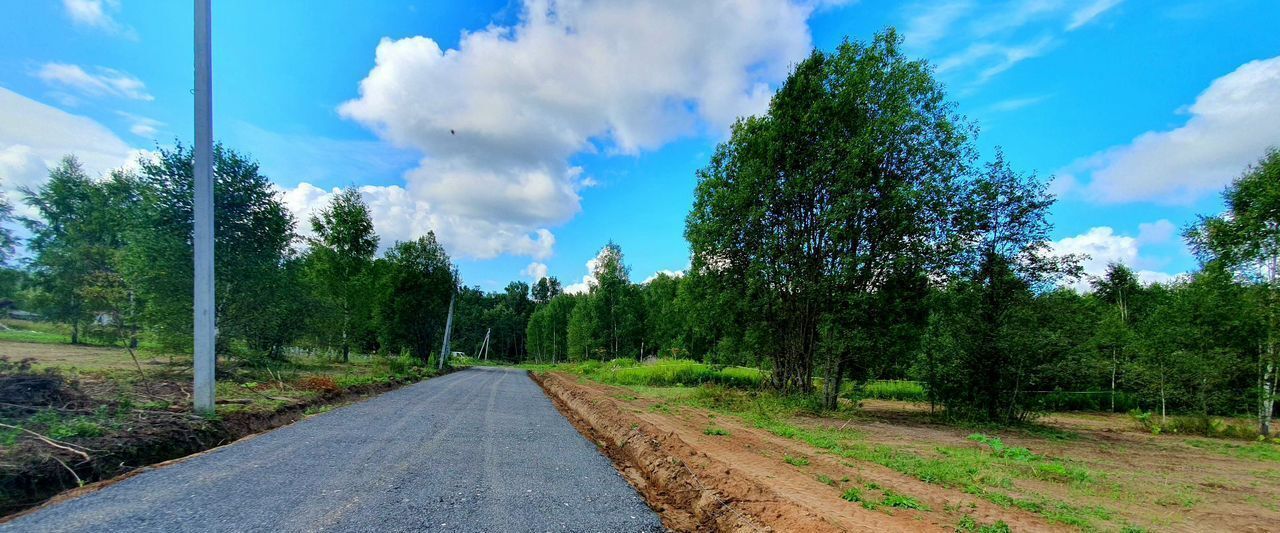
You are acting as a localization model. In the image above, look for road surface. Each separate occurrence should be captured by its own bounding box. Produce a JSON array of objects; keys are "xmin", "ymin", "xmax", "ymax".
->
[{"xmin": 3, "ymin": 367, "xmax": 663, "ymax": 532}]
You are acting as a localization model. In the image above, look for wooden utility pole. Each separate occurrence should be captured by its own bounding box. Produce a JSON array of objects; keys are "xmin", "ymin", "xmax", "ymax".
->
[{"xmin": 192, "ymin": 0, "xmax": 216, "ymax": 414}]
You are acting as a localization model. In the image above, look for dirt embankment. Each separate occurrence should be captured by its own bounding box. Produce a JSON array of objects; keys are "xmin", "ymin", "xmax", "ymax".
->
[
  {"xmin": 0, "ymin": 376, "xmax": 421, "ymax": 518},
  {"xmin": 534, "ymin": 372, "xmax": 950, "ymax": 533}
]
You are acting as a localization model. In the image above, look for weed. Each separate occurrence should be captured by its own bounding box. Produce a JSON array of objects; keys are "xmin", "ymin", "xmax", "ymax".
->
[
  {"xmin": 816, "ymin": 474, "xmax": 836, "ymax": 486},
  {"xmin": 703, "ymin": 426, "xmax": 730, "ymax": 436},
  {"xmin": 784, "ymin": 455, "xmax": 810, "ymax": 467},
  {"xmin": 841, "ymin": 487, "xmax": 862, "ymax": 502},
  {"xmin": 881, "ymin": 489, "xmax": 928, "ymax": 510},
  {"xmin": 955, "ymin": 515, "xmax": 1011, "ymax": 533}
]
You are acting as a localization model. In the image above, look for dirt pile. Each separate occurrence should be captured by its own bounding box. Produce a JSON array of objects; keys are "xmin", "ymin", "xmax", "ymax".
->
[{"xmin": 535, "ymin": 372, "xmax": 929, "ymax": 532}]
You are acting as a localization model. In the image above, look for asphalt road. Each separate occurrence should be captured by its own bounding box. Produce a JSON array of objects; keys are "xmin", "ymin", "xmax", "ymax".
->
[{"xmin": 3, "ymin": 367, "xmax": 663, "ymax": 533}]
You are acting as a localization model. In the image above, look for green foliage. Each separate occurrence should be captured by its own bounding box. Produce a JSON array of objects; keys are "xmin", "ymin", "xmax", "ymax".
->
[
  {"xmin": 687, "ymin": 29, "xmax": 971, "ymax": 399},
  {"xmin": 880, "ymin": 489, "xmax": 928, "ymax": 510},
  {"xmin": 783, "ymin": 455, "xmax": 810, "ymax": 467},
  {"xmin": 860, "ymin": 380, "xmax": 926, "ymax": 402},
  {"xmin": 123, "ymin": 144, "xmax": 300, "ymax": 357},
  {"xmin": 304, "ymin": 187, "xmax": 379, "ymax": 362},
  {"xmin": 373, "ymin": 233, "xmax": 455, "ymax": 361},
  {"xmin": 967, "ymin": 434, "xmax": 1036, "ymax": 461},
  {"xmin": 703, "ymin": 426, "xmax": 729, "ymax": 436},
  {"xmin": 568, "ymin": 358, "xmax": 764, "ymax": 388},
  {"xmin": 955, "ymin": 515, "xmax": 1011, "ymax": 533}
]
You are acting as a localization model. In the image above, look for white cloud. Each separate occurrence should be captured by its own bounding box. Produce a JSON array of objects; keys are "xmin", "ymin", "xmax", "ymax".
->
[
  {"xmin": 907, "ymin": 0, "xmax": 1120, "ymax": 87},
  {"xmin": 1066, "ymin": 0, "xmax": 1121, "ymax": 31},
  {"xmin": 563, "ymin": 247, "xmax": 611, "ymax": 295},
  {"xmin": 337, "ymin": 0, "xmax": 818, "ymax": 260},
  {"xmin": 63, "ymin": 0, "xmax": 136, "ymax": 39},
  {"xmin": 938, "ymin": 36, "xmax": 1057, "ymax": 84},
  {"xmin": 277, "ymin": 182, "xmax": 556, "ymax": 259},
  {"xmin": 36, "ymin": 63, "xmax": 152, "ymax": 101},
  {"xmin": 0, "ymin": 88, "xmax": 138, "ymax": 218},
  {"xmin": 1050, "ymin": 225, "xmax": 1177, "ymax": 290},
  {"xmin": 642, "ymin": 269, "xmax": 684, "ymax": 284},
  {"xmin": 1060, "ymin": 56, "xmax": 1280, "ymax": 204},
  {"xmin": 522, "ymin": 262, "xmax": 549, "ymax": 281},
  {"xmin": 116, "ymin": 111, "xmax": 164, "ymax": 138}
]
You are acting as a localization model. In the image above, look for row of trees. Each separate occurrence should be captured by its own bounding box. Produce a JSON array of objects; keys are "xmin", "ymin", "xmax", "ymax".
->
[
  {"xmin": 511, "ymin": 30, "xmax": 1278, "ymax": 434},
  {"xmin": 15, "ymin": 145, "xmax": 457, "ymax": 363}
]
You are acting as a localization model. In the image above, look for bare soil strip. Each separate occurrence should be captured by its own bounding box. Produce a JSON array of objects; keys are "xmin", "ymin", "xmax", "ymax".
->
[{"xmin": 535, "ymin": 371, "xmax": 956, "ymax": 532}]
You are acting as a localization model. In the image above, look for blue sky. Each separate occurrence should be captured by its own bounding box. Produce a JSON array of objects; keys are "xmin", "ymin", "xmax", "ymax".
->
[{"xmin": 2, "ymin": 1, "xmax": 1278, "ymax": 292}]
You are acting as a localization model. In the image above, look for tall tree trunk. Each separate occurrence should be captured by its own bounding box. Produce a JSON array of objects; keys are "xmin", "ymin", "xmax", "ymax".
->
[
  {"xmin": 1111, "ymin": 348, "xmax": 1118, "ymax": 412},
  {"xmin": 1261, "ymin": 357, "xmax": 1275, "ymax": 437},
  {"xmin": 71, "ymin": 321, "xmax": 79, "ymax": 345},
  {"xmin": 821, "ymin": 355, "xmax": 845, "ymax": 411}
]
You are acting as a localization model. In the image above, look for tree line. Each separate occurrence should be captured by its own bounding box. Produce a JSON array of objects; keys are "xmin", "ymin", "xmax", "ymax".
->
[
  {"xmin": 10, "ymin": 144, "xmax": 459, "ymax": 365},
  {"xmin": 516, "ymin": 29, "xmax": 1278, "ymax": 435}
]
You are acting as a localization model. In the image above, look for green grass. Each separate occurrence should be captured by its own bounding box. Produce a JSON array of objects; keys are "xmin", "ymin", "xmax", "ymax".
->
[
  {"xmin": 1185, "ymin": 439, "xmax": 1280, "ymax": 462},
  {"xmin": 660, "ymin": 385, "xmax": 1116, "ymax": 529},
  {"xmin": 860, "ymin": 380, "xmax": 927, "ymax": 402},
  {"xmin": 841, "ymin": 487, "xmax": 862, "ymax": 502},
  {"xmin": 880, "ymin": 489, "xmax": 929, "ymax": 510},
  {"xmin": 704, "ymin": 426, "xmax": 730, "ymax": 436},
  {"xmin": 0, "ymin": 328, "xmax": 72, "ymax": 345},
  {"xmin": 784, "ymin": 455, "xmax": 810, "ymax": 467},
  {"xmin": 956, "ymin": 515, "xmax": 1012, "ymax": 533}
]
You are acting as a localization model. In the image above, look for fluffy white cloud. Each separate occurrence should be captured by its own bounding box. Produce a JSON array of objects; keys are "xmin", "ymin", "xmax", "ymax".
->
[
  {"xmin": 0, "ymin": 88, "xmax": 139, "ymax": 217},
  {"xmin": 1049, "ymin": 224, "xmax": 1178, "ymax": 291},
  {"xmin": 522, "ymin": 262, "xmax": 549, "ymax": 281},
  {"xmin": 36, "ymin": 63, "xmax": 152, "ymax": 101},
  {"xmin": 63, "ymin": 0, "xmax": 136, "ymax": 39},
  {"xmin": 563, "ymin": 247, "xmax": 611, "ymax": 295},
  {"xmin": 1060, "ymin": 56, "xmax": 1280, "ymax": 204},
  {"xmin": 334, "ymin": 0, "xmax": 819, "ymax": 259},
  {"xmin": 276, "ymin": 182, "xmax": 556, "ymax": 259}
]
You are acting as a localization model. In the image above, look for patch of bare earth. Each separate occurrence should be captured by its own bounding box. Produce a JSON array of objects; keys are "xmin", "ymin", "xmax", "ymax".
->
[
  {"xmin": 535, "ymin": 373, "xmax": 1064, "ymax": 532},
  {"xmin": 841, "ymin": 400, "xmax": 1280, "ymax": 532}
]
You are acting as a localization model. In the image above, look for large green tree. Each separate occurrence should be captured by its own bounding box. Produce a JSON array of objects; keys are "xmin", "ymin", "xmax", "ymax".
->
[
  {"xmin": 687, "ymin": 30, "xmax": 971, "ymax": 403},
  {"xmin": 1186, "ymin": 148, "xmax": 1280, "ymax": 435},
  {"xmin": 23, "ymin": 157, "xmax": 133, "ymax": 344},
  {"xmin": 306, "ymin": 188, "xmax": 379, "ymax": 362},
  {"xmin": 122, "ymin": 144, "xmax": 300, "ymax": 358},
  {"xmin": 373, "ymin": 232, "xmax": 454, "ymax": 361}
]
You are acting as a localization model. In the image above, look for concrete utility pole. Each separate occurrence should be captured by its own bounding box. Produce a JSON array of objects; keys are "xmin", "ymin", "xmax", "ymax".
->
[
  {"xmin": 480, "ymin": 328, "xmax": 491, "ymax": 361},
  {"xmin": 192, "ymin": 0, "xmax": 216, "ymax": 414},
  {"xmin": 438, "ymin": 292, "xmax": 455, "ymax": 370}
]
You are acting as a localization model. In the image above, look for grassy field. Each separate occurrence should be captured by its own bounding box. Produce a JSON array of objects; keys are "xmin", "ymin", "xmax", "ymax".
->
[{"xmin": 528, "ymin": 359, "xmax": 1280, "ymax": 531}]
